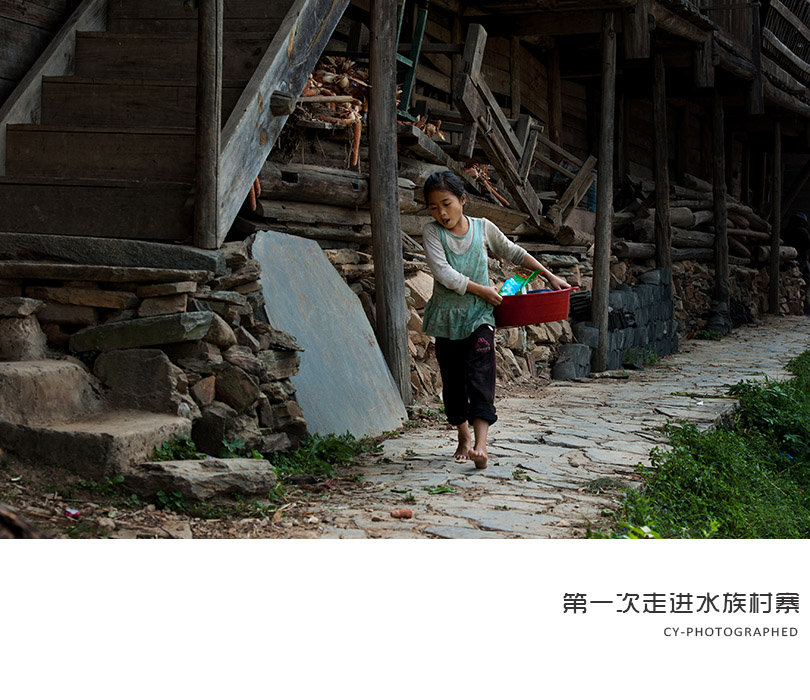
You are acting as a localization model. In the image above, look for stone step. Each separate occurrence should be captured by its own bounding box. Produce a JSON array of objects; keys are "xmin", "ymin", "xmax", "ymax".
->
[
  {"xmin": 0, "ymin": 410, "xmax": 191, "ymax": 478},
  {"xmin": 0, "ymin": 359, "xmax": 102, "ymax": 425}
]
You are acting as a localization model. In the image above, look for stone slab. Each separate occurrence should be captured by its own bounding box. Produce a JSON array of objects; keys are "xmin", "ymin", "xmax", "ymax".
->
[
  {"xmin": 125, "ymin": 458, "xmax": 276, "ymax": 500},
  {"xmin": 0, "ymin": 359, "xmax": 102, "ymax": 425},
  {"xmin": 0, "ymin": 261, "xmax": 212, "ymax": 284},
  {"xmin": 0, "ymin": 232, "xmax": 225, "ymax": 274},
  {"xmin": 0, "ymin": 411, "xmax": 191, "ymax": 478},
  {"xmin": 0, "ymin": 296, "xmax": 44, "ymax": 317},
  {"xmin": 25, "ymin": 286, "xmax": 138, "ymax": 310},
  {"xmin": 69, "ymin": 311, "xmax": 214, "ymax": 352},
  {"xmin": 251, "ymin": 231, "xmax": 407, "ymax": 438}
]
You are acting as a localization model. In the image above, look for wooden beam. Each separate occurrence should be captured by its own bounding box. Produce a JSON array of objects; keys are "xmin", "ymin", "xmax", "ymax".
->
[
  {"xmin": 456, "ymin": 22, "xmax": 487, "ymax": 159},
  {"xmin": 624, "ymin": 0, "xmax": 650, "ymax": 60},
  {"xmin": 0, "ymin": 0, "xmax": 107, "ymax": 176},
  {"xmin": 592, "ymin": 12, "xmax": 616, "ymax": 374},
  {"xmin": 510, "ymin": 36, "xmax": 521, "ymax": 118},
  {"xmin": 217, "ymin": 0, "xmax": 350, "ymax": 246},
  {"xmin": 748, "ymin": 3, "xmax": 764, "ymax": 114},
  {"xmin": 713, "ymin": 91, "xmax": 730, "ymax": 315},
  {"xmin": 653, "ymin": 52, "xmax": 672, "ymax": 270},
  {"xmin": 770, "ymin": 120, "xmax": 782, "ymax": 313},
  {"xmin": 193, "ymin": 0, "xmax": 223, "ymax": 250},
  {"xmin": 547, "ymin": 44, "xmax": 563, "ymax": 150},
  {"xmin": 478, "ymin": 11, "xmax": 604, "ymax": 38},
  {"xmin": 369, "ymin": 0, "xmax": 411, "ymax": 404},
  {"xmin": 782, "ymin": 157, "xmax": 810, "ymax": 214}
]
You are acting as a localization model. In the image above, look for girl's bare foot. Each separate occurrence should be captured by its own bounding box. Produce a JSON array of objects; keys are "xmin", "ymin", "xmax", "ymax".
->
[
  {"xmin": 454, "ymin": 423, "xmax": 472, "ymax": 462},
  {"xmin": 469, "ymin": 445, "xmax": 488, "ymax": 469},
  {"xmin": 470, "ymin": 418, "xmax": 489, "ymax": 468}
]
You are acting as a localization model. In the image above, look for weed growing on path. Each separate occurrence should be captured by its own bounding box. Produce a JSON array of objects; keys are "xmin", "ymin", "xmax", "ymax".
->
[{"xmin": 594, "ymin": 348, "xmax": 810, "ymax": 538}]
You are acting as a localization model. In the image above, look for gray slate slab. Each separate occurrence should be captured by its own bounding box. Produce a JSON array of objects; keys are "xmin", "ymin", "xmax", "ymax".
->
[
  {"xmin": 251, "ymin": 231, "xmax": 407, "ymax": 438},
  {"xmin": 70, "ymin": 311, "xmax": 214, "ymax": 352}
]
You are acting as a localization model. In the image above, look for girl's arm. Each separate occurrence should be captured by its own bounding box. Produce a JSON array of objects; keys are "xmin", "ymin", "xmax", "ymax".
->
[
  {"xmin": 466, "ymin": 280, "xmax": 502, "ymax": 306},
  {"xmin": 482, "ymin": 220, "xmax": 571, "ymax": 290},
  {"xmin": 520, "ymin": 253, "xmax": 572, "ymax": 290}
]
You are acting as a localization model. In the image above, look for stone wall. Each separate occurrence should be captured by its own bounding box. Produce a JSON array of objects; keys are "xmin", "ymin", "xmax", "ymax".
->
[{"xmin": 0, "ymin": 238, "xmax": 306, "ymax": 456}]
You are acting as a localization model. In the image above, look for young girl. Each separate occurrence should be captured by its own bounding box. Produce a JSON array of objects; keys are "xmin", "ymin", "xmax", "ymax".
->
[{"xmin": 421, "ymin": 171, "xmax": 570, "ymax": 469}]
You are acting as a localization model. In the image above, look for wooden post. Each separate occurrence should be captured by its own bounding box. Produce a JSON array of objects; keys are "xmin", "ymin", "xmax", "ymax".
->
[
  {"xmin": 770, "ymin": 120, "xmax": 782, "ymax": 313},
  {"xmin": 653, "ymin": 52, "xmax": 672, "ymax": 271},
  {"xmin": 713, "ymin": 91, "xmax": 730, "ymax": 314},
  {"xmin": 592, "ymin": 12, "xmax": 616, "ymax": 373},
  {"xmin": 369, "ymin": 0, "xmax": 412, "ymax": 405},
  {"xmin": 782, "ymin": 156, "xmax": 810, "ymax": 214},
  {"xmin": 194, "ymin": 0, "xmax": 223, "ymax": 250},
  {"xmin": 547, "ymin": 44, "xmax": 563, "ymax": 150},
  {"xmin": 510, "ymin": 36, "xmax": 521, "ymax": 119}
]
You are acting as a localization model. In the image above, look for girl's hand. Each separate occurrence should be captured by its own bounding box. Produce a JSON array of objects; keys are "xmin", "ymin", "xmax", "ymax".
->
[
  {"xmin": 545, "ymin": 273, "xmax": 571, "ymax": 290},
  {"xmin": 468, "ymin": 282, "xmax": 502, "ymax": 306}
]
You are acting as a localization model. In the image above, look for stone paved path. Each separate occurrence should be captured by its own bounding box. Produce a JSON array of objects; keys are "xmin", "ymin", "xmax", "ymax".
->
[{"xmin": 314, "ymin": 316, "xmax": 810, "ymax": 539}]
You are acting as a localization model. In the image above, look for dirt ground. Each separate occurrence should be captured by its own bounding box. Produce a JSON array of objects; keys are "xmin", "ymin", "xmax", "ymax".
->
[{"xmin": 0, "ymin": 393, "xmax": 469, "ymax": 539}]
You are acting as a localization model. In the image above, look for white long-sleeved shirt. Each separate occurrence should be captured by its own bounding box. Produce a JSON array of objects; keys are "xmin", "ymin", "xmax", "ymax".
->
[{"xmin": 422, "ymin": 217, "xmax": 527, "ymax": 294}]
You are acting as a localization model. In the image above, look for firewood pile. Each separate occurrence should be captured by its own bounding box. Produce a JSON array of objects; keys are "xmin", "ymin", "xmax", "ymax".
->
[{"xmin": 613, "ymin": 173, "xmax": 797, "ymax": 267}]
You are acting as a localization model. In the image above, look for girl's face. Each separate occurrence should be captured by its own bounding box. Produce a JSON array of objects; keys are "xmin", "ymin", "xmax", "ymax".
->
[{"xmin": 427, "ymin": 188, "xmax": 466, "ymax": 233}]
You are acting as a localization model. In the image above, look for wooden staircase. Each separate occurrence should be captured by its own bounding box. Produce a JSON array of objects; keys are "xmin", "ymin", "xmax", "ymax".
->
[{"xmin": 0, "ymin": 0, "xmax": 344, "ymax": 244}]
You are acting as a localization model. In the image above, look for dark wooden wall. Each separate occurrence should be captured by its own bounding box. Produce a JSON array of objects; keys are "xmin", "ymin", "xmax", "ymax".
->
[{"xmin": 0, "ymin": 0, "xmax": 77, "ymax": 105}]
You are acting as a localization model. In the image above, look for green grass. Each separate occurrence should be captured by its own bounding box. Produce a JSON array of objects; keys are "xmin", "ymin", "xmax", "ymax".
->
[{"xmin": 595, "ymin": 348, "xmax": 810, "ymax": 539}]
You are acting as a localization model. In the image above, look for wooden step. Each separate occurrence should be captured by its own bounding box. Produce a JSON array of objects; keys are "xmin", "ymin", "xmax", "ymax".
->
[
  {"xmin": 5, "ymin": 125, "xmax": 195, "ymax": 180},
  {"xmin": 40, "ymin": 77, "xmax": 243, "ymax": 129},
  {"xmin": 74, "ymin": 32, "xmax": 272, "ymax": 82},
  {"xmin": 0, "ymin": 178, "xmax": 192, "ymax": 241},
  {"xmin": 108, "ymin": 0, "xmax": 291, "ymax": 34}
]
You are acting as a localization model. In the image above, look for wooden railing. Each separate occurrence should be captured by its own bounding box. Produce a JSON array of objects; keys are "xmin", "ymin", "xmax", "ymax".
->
[{"xmin": 193, "ymin": 0, "xmax": 350, "ymax": 249}]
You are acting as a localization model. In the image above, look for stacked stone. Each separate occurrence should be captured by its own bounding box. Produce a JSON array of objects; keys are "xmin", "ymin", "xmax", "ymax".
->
[
  {"xmin": 562, "ymin": 269, "xmax": 678, "ymax": 378},
  {"xmin": 0, "ymin": 239, "xmax": 306, "ymax": 457}
]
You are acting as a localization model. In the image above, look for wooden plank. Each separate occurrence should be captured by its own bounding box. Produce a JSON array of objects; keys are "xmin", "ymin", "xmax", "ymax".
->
[
  {"xmin": 40, "ymin": 76, "xmax": 243, "ymax": 128},
  {"xmin": 217, "ymin": 0, "xmax": 351, "ymax": 246},
  {"xmin": 456, "ymin": 22, "xmax": 487, "ymax": 159},
  {"xmin": 624, "ymin": 0, "xmax": 650, "ymax": 59},
  {"xmin": 4, "ymin": 125, "xmax": 195, "ymax": 179},
  {"xmin": 0, "ymin": 0, "xmax": 69, "ymax": 31},
  {"xmin": 0, "ymin": 18, "xmax": 52, "ymax": 82},
  {"xmin": 107, "ymin": 0, "xmax": 293, "ymax": 20},
  {"xmin": 108, "ymin": 15, "xmax": 284, "ymax": 34},
  {"xmin": 0, "ymin": 179, "xmax": 192, "ymax": 240},
  {"xmin": 73, "ymin": 31, "xmax": 270, "ymax": 82},
  {"xmin": 0, "ymin": 0, "xmax": 107, "ymax": 177}
]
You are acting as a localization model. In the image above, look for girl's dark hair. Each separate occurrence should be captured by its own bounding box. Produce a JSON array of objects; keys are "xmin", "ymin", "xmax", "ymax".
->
[{"xmin": 423, "ymin": 170, "xmax": 466, "ymax": 201}]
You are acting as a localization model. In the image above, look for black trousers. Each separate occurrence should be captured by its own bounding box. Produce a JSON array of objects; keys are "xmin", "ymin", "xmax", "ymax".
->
[{"xmin": 434, "ymin": 324, "xmax": 497, "ymax": 426}]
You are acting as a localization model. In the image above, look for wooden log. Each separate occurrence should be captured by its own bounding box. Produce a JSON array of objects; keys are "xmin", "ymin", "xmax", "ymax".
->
[
  {"xmin": 672, "ymin": 184, "xmax": 705, "ymax": 200},
  {"xmin": 672, "ymin": 227, "xmax": 714, "ymax": 249},
  {"xmin": 727, "ymin": 200, "xmax": 770, "ymax": 231},
  {"xmin": 728, "ymin": 236, "xmax": 752, "ymax": 259},
  {"xmin": 727, "ymin": 227, "xmax": 771, "ymax": 241},
  {"xmin": 670, "ymin": 198, "xmax": 713, "ymax": 209},
  {"xmin": 684, "ymin": 173, "xmax": 713, "ymax": 193},
  {"xmin": 755, "ymin": 245, "xmax": 797, "ymax": 263},
  {"xmin": 256, "ymin": 199, "xmax": 371, "ymax": 226},
  {"xmin": 672, "ymin": 247, "xmax": 714, "ymax": 262},
  {"xmin": 693, "ymin": 210, "xmax": 714, "ymax": 227},
  {"xmin": 613, "ymin": 240, "xmax": 655, "ymax": 259},
  {"xmin": 260, "ymin": 162, "xmax": 368, "ymax": 205},
  {"xmin": 669, "ymin": 206, "xmax": 695, "ymax": 228}
]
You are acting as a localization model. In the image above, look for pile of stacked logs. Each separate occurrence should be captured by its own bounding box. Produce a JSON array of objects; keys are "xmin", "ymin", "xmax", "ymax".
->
[{"xmin": 613, "ymin": 174, "xmax": 797, "ymax": 266}]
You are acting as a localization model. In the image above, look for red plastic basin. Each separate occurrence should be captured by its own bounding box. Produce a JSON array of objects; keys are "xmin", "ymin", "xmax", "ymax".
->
[{"xmin": 494, "ymin": 287, "xmax": 576, "ymax": 328}]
